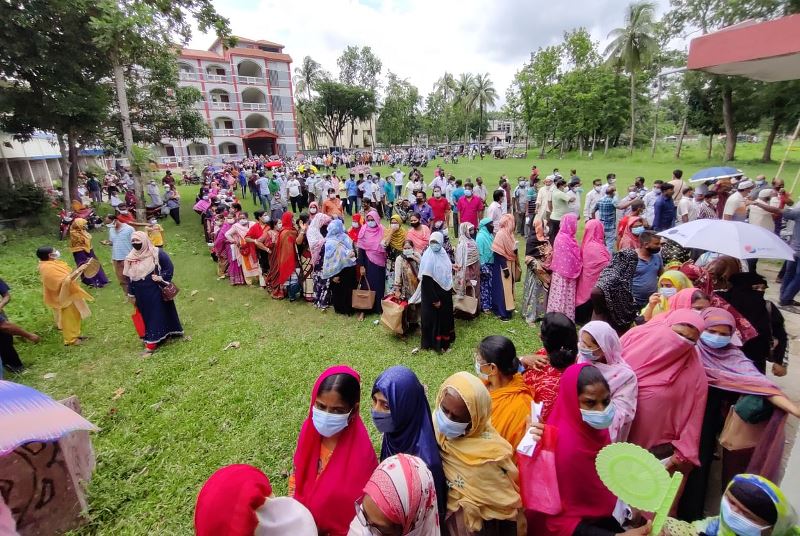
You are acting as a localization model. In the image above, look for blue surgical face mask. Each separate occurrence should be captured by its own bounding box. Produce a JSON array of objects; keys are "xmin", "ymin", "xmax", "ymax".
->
[
  {"xmin": 429, "ymin": 243, "xmax": 442, "ymax": 252},
  {"xmin": 367, "ymin": 220, "xmax": 377, "ymax": 228},
  {"xmin": 580, "ymin": 402, "xmax": 616, "ymax": 430},
  {"xmin": 312, "ymin": 407, "xmax": 351, "ymax": 438},
  {"xmin": 578, "ymin": 346, "xmax": 600, "ymax": 362},
  {"xmin": 370, "ymin": 409, "xmax": 395, "ymax": 434},
  {"xmin": 465, "ymin": 190, "xmax": 473, "ymax": 197},
  {"xmin": 659, "ymin": 287, "xmax": 677, "ymax": 298},
  {"xmin": 435, "ymin": 408, "xmax": 469, "ymax": 439},
  {"xmin": 720, "ymin": 496, "xmax": 770, "ymax": 536},
  {"xmin": 700, "ymin": 331, "xmax": 732, "ymax": 349},
  {"xmin": 632, "ymin": 226, "xmax": 645, "ymax": 236}
]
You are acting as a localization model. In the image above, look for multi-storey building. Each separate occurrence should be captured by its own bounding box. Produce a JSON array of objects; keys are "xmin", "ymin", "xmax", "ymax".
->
[{"xmin": 156, "ymin": 36, "xmax": 299, "ymax": 167}]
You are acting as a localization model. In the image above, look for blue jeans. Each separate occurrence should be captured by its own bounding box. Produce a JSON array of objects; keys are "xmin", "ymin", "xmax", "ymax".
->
[
  {"xmin": 347, "ymin": 195, "xmax": 357, "ymax": 215},
  {"xmin": 779, "ymin": 256, "xmax": 800, "ymax": 305},
  {"xmin": 395, "ymin": 185, "xmax": 403, "ymax": 198},
  {"xmin": 604, "ymin": 228, "xmax": 615, "ymax": 254},
  {"xmin": 259, "ymin": 193, "xmax": 270, "ymax": 212}
]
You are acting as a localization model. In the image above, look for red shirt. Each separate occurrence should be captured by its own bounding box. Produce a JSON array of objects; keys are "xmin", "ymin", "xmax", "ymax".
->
[
  {"xmin": 456, "ymin": 195, "xmax": 484, "ymax": 227},
  {"xmin": 427, "ymin": 197, "xmax": 449, "ymax": 223},
  {"xmin": 522, "ymin": 349, "xmax": 563, "ymax": 422}
]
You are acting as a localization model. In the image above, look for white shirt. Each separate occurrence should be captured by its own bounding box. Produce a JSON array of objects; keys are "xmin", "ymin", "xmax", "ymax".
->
[
  {"xmin": 430, "ymin": 176, "xmax": 447, "ymax": 193},
  {"xmin": 723, "ymin": 192, "xmax": 747, "ymax": 220},
  {"xmin": 393, "ymin": 171, "xmax": 405, "ymax": 186},
  {"xmin": 677, "ymin": 196, "xmax": 698, "ymax": 223},
  {"xmin": 486, "ymin": 202, "xmax": 503, "ymax": 231},
  {"xmin": 473, "ymin": 184, "xmax": 487, "ymax": 201},
  {"xmin": 287, "ymin": 179, "xmax": 301, "ymax": 198},
  {"xmin": 749, "ymin": 203, "xmax": 774, "ymax": 231},
  {"xmin": 583, "ymin": 188, "xmax": 602, "ymax": 220},
  {"xmin": 643, "ymin": 189, "xmax": 660, "ymax": 224}
]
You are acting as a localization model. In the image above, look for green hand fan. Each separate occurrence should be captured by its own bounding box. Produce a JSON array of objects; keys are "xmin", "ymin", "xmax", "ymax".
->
[{"xmin": 595, "ymin": 442, "xmax": 684, "ymax": 536}]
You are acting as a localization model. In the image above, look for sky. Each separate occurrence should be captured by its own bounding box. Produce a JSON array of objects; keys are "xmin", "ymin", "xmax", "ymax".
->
[{"xmin": 189, "ymin": 0, "xmax": 673, "ymax": 106}]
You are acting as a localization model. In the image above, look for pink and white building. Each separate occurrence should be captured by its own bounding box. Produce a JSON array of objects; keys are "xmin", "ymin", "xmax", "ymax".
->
[{"xmin": 156, "ymin": 36, "xmax": 299, "ymax": 166}]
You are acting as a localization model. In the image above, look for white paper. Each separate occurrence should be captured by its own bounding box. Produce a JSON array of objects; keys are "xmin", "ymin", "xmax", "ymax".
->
[
  {"xmin": 516, "ymin": 401, "xmax": 544, "ymax": 456},
  {"xmin": 612, "ymin": 500, "xmax": 632, "ymax": 527}
]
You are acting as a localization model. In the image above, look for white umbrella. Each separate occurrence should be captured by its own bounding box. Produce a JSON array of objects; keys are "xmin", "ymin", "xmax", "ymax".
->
[{"xmin": 657, "ymin": 219, "xmax": 794, "ymax": 260}]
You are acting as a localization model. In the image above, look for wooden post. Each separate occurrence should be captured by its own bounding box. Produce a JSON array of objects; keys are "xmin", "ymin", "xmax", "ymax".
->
[{"xmin": 776, "ymin": 117, "xmax": 800, "ymax": 181}]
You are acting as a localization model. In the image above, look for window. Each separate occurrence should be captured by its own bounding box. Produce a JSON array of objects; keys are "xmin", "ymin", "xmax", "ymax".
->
[
  {"xmin": 270, "ymin": 95, "xmax": 292, "ymax": 112},
  {"xmin": 353, "ymin": 129, "xmax": 359, "ymax": 135},
  {"xmin": 214, "ymin": 67, "xmax": 226, "ymax": 75},
  {"xmin": 223, "ymin": 120, "xmax": 233, "ymax": 129},
  {"xmin": 259, "ymin": 45, "xmax": 280, "ymax": 53}
]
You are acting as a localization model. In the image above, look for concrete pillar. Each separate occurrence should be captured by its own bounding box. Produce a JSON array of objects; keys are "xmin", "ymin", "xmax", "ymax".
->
[{"xmin": 26, "ymin": 159, "xmax": 35, "ymax": 184}]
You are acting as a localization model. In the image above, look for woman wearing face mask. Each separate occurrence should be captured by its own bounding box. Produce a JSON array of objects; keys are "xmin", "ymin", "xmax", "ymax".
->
[
  {"xmin": 527, "ymin": 363, "xmax": 651, "ymax": 536},
  {"xmin": 677, "ymin": 307, "xmax": 800, "ymax": 521},
  {"xmin": 68, "ymin": 218, "xmax": 109, "ymax": 288},
  {"xmin": 384, "ymin": 215, "xmax": 407, "ymax": 289},
  {"xmin": 618, "ymin": 216, "xmax": 645, "ymax": 250},
  {"xmin": 411, "ymin": 232, "xmax": 455, "ymax": 353},
  {"xmin": 405, "ymin": 214, "xmax": 431, "ymax": 254},
  {"xmin": 577, "ymin": 321, "xmax": 638, "ymax": 442},
  {"xmin": 291, "ymin": 366, "xmax": 377, "ymax": 536},
  {"xmin": 356, "ymin": 209, "xmax": 387, "ymax": 319},
  {"xmin": 434, "ymin": 372, "xmax": 521, "ymax": 535},
  {"xmin": 322, "ymin": 219, "xmax": 358, "ymax": 316},
  {"xmin": 212, "ymin": 213, "xmax": 234, "ymax": 278},
  {"xmin": 225, "ymin": 212, "xmax": 260, "ymax": 286},
  {"xmin": 453, "ymin": 222, "xmax": 481, "ymax": 314},
  {"xmin": 546, "ymin": 213, "xmax": 582, "ymax": 322},
  {"xmin": 370, "ymin": 366, "xmax": 446, "ymax": 522},
  {"xmin": 641, "ymin": 270, "xmax": 694, "ymax": 321},
  {"xmin": 431, "ymin": 221, "xmax": 455, "ymax": 263},
  {"xmin": 307, "ymin": 207, "xmax": 333, "ymax": 310},
  {"xmin": 244, "ymin": 210, "xmax": 272, "ymax": 286},
  {"xmin": 391, "ymin": 239, "xmax": 421, "ymax": 332},
  {"xmin": 265, "ymin": 212, "xmax": 302, "ymax": 300},
  {"xmin": 475, "ymin": 336, "xmax": 533, "ymax": 451},
  {"xmin": 622, "ymin": 309, "xmax": 707, "ymax": 476},
  {"xmin": 520, "ymin": 216, "xmax": 553, "ymax": 325},
  {"xmin": 575, "ymin": 219, "xmax": 611, "ymax": 324},
  {"xmin": 349, "ymin": 454, "xmax": 440, "ymax": 536},
  {"xmin": 591, "ymin": 249, "xmax": 640, "ymax": 335},
  {"xmin": 489, "ymin": 213, "xmax": 519, "ymax": 321},
  {"xmin": 348, "ymin": 214, "xmax": 363, "ymax": 247},
  {"xmin": 124, "ymin": 232, "xmax": 183, "ymax": 355},
  {"xmin": 667, "ymin": 474, "xmax": 799, "ymax": 536}
]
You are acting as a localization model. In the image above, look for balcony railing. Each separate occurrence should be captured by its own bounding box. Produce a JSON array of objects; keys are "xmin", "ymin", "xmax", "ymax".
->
[
  {"xmin": 213, "ymin": 129, "xmax": 237, "ymax": 137},
  {"xmin": 237, "ymin": 75, "xmax": 266, "ymax": 85},
  {"xmin": 210, "ymin": 101, "xmax": 233, "ymax": 110},
  {"xmin": 240, "ymin": 127, "xmax": 271, "ymax": 135},
  {"xmin": 240, "ymin": 102, "xmax": 269, "ymax": 111},
  {"xmin": 205, "ymin": 73, "xmax": 230, "ymax": 83},
  {"xmin": 179, "ymin": 71, "xmax": 200, "ymax": 81}
]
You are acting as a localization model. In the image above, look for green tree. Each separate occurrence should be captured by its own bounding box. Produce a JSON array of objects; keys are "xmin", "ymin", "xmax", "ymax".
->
[
  {"xmin": 313, "ymin": 81, "xmax": 377, "ymax": 148},
  {"xmin": 685, "ymin": 72, "xmax": 724, "ymax": 158},
  {"xmin": 453, "ymin": 73, "xmax": 477, "ymax": 145},
  {"xmin": 377, "ymin": 72, "xmax": 421, "ymax": 146},
  {"xmin": 336, "ymin": 46, "xmax": 382, "ymax": 147},
  {"xmin": 759, "ymin": 81, "xmax": 800, "ymax": 162},
  {"xmin": 472, "ymin": 73, "xmax": 498, "ymax": 146},
  {"xmin": 604, "ymin": 1, "xmax": 660, "ymax": 154},
  {"xmin": 293, "ymin": 56, "xmax": 329, "ymax": 149}
]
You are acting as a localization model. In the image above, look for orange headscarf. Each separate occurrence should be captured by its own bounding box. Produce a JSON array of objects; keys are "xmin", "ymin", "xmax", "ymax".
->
[
  {"xmin": 488, "ymin": 374, "xmax": 534, "ymax": 451},
  {"xmin": 491, "ymin": 214, "xmax": 517, "ymax": 261}
]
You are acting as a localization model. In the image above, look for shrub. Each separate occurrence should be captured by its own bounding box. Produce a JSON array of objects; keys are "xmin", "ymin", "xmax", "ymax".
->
[{"xmin": 0, "ymin": 184, "xmax": 48, "ymax": 219}]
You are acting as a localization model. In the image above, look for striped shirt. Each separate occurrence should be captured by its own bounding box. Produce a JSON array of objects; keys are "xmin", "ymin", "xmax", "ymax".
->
[{"xmin": 110, "ymin": 224, "xmax": 134, "ymax": 261}]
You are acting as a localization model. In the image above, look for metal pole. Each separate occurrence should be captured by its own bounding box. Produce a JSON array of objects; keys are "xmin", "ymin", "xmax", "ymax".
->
[
  {"xmin": 776, "ymin": 116, "xmax": 800, "ymax": 180},
  {"xmin": 790, "ymin": 159, "xmax": 800, "ymax": 195},
  {"xmin": 651, "ymin": 77, "xmax": 662, "ymax": 158}
]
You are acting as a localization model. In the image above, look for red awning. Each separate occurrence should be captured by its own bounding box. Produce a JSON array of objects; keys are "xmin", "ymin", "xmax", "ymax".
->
[
  {"xmin": 687, "ymin": 14, "xmax": 800, "ymax": 81},
  {"xmin": 241, "ymin": 128, "xmax": 279, "ymax": 140}
]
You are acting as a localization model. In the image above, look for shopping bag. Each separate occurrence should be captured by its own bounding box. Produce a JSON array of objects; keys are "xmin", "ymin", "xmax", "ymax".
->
[
  {"xmin": 518, "ymin": 424, "xmax": 561, "ymax": 514},
  {"xmin": 131, "ymin": 307, "xmax": 145, "ymax": 338},
  {"xmin": 380, "ymin": 295, "xmax": 406, "ymax": 335},
  {"xmin": 453, "ymin": 285, "xmax": 479, "ymax": 318},
  {"xmin": 352, "ymin": 276, "xmax": 376, "ymax": 310},
  {"xmin": 719, "ymin": 406, "xmax": 767, "ymax": 451}
]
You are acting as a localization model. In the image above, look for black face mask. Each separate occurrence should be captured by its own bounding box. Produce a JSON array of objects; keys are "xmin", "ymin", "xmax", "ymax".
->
[
  {"xmin": 132, "ymin": 243, "xmax": 143, "ymax": 250},
  {"xmin": 416, "ymin": 199, "xmax": 424, "ymax": 205},
  {"xmin": 411, "ymin": 221, "xmax": 420, "ymax": 228},
  {"xmin": 647, "ymin": 247, "xmax": 661, "ymax": 254}
]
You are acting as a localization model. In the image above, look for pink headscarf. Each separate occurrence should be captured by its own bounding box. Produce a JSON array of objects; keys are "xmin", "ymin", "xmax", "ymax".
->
[
  {"xmin": 621, "ymin": 309, "xmax": 708, "ymax": 465},
  {"xmin": 549, "ymin": 213, "xmax": 581, "ymax": 279},
  {"xmin": 667, "ymin": 287, "xmax": 704, "ymax": 311},
  {"xmin": 307, "ymin": 211, "xmax": 332, "ymax": 265},
  {"xmin": 527, "ymin": 363, "xmax": 616, "ymax": 536},
  {"xmin": 293, "ymin": 366, "xmax": 378, "ymax": 535},
  {"xmin": 578, "ymin": 321, "xmax": 638, "ymax": 442},
  {"xmin": 575, "ymin": 220, "xmax": 611, "ymax": 304},
  {"xmin": 357, "ymin": 209, "xmax": 388, "ymax": 266}
]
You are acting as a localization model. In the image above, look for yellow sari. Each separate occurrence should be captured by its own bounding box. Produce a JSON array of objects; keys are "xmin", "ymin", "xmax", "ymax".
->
[
  {"xmin": 38, "ymin": 260, "xmax": 93, "ymax": 344},
  {"xmin": 435, "ymin": 372, "xmax": 522, "ymax": 532},
  {"xmin": 488, "ymin": 374, "xmax": 534, "ymax": 451}
]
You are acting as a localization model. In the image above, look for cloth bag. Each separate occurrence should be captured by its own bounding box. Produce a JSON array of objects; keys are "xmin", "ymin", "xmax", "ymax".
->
[
  {"xmin": 131, "ymin": 307, "xmax": 145, "ymax": 338},
  {"xmin": 380, "ymin": 295, "xmax": 406, "ymax": 335},
  {"xmin": 352, "ymin": 276, "xmax": 376, "ymax": 310},
  {"xmin": 518, "ymin": 424, "xmax": 561, "ymax": 514},
  {"xmin": 720, "ymin": 406, "xmax": 767, "ymax": 451},
  {"xmin": 453, "ymin": 284, "xmax": 479, "ymax": 318}
]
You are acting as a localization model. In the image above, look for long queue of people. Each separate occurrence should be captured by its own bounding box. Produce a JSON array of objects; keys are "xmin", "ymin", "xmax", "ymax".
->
[{"xmin": 193, "ymin": 313, "xmax": 799, "ymax": 536}]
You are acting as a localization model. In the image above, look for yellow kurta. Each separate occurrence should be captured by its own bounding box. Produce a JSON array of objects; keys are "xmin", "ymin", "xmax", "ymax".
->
[{"xmin": 38, "ymin": 260, "xmax": 93, "ymax": 344}]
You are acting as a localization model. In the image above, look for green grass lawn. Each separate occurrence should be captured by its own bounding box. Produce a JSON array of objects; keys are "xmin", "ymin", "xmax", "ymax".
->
[{"xmin": 1, "ymin": 146, "xmax": 798, "ymax": 534}]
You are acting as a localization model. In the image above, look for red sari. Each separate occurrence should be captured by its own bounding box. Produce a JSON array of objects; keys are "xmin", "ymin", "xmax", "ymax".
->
[{"xmin": 265, "ymin": 212, "xmax": 298, "ymax": 295}]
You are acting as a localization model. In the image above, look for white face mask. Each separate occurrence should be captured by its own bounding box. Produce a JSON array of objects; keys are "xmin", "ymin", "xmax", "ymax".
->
[
  {"xmin": 434, "ymin": 191, "xmax": 442, "ymax": 198},
  {"xmin": 390, "ymin": 223, "xmax": 399, "ymax": 230},
  {"xmin": 149, "ymin": 220, "xmax": 157, "ymax": 225},
  {"xmin": 309, "ymin": 208, "xmax": 318, "ymax": 214},
  {"xmin": 51, "ymin": 250, "xmax": 61, "ymax": 260}
]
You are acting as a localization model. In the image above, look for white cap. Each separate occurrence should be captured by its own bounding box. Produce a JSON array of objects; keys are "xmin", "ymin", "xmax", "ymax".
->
[
  {"xmin": 758, "ymin": 188, "xmax": 775, "ymax": 199},
  {"xmin": 737, "ymin": 180, "xmax": 754, "ymax": 190}
]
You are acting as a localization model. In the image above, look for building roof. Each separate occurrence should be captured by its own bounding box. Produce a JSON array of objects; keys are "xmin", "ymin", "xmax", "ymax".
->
[
  {"xmin": 242, "ymin": 128, "xmax": 279, "ymax": 140},
  {"xmin": 180, "ymin": 44, "xmax": 292, "ymax": 64},
  {"xmin": 687, "ymin": 14, "xmax": 800, "ymax": 81}
]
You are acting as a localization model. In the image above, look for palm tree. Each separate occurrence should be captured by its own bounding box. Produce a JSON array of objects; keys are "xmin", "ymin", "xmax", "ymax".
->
[
  {"xmin": 454, "ymin": 73, "xmax": 476, "ymax": 145},
  {"xmin": 472, "ymin": 73, "xmax": 498, "ymax": 146},
  {"xmin": 295, "ymin": 99, "xmax": 320, "ymax": 151},
  {"xmin": 294, "ymin": 56, "xmax": 328, "ymax": 102},
  {"xmin": 435, "ymin": 72, "xmax": 456, "ymax": 102},
  {"xmin": 604, "ymin": 1, "xmax": 659, "ymax": 154}
]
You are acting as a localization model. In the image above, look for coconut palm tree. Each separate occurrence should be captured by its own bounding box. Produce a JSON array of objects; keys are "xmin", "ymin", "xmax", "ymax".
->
[
  {"xmin": 454, "ymin": 73, "xmax": 476, "ymax": 145},
  {"xmin": 473, "ymin": 73, "xmax": 498, "ymax": 146},
  {"xmin": 435, "ymin": 72, "xmax": 456, "ymax": 102},
  {"xmin": 604, "ymin": 1, "xmax": 659, "ymax": 154},
  {"xmin": 294, "ymin": 56, "xmax": 329, "ymax": 102}
]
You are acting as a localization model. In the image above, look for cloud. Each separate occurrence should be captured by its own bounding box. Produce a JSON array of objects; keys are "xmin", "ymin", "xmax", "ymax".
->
[{"xmin": 190, "ymin": 0, "xmax": 671, "ymax": 107}]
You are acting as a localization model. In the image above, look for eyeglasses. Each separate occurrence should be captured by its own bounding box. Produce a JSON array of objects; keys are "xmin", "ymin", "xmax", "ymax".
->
[{"xmin": 354, "ymin": 500, "xmax": 391, "ymax": 536}]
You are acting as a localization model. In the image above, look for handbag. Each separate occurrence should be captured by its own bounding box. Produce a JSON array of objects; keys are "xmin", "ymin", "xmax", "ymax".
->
[
  {"xmin": 380, "ymin": 295, "xmax": 406, "ymax": 335},
  {"xmin": 720, "ymin": 406, "xmax": 767, "ymax": 451},
  {"xmin": 156, "ymin": 266, "xmax": 179, "ymax": 301},
  {"xmin": 453, "ymin": 284, "xmax": 479, "ymax": 318},
  {"xmin": 511, "ymin": 258, "xmax": 522, "ymax": 282},
  {"xmin": 352, "ymin": 276, "xmax": 376, "ymax": 310},
  {"xmin": 131, "ymin": 307, "xmax": 145, "ymax": 338}
]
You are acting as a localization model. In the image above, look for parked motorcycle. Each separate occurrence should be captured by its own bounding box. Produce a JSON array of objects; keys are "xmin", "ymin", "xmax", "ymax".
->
[{"xmin": 58, "ymin": 207, "xmax": 103, "ymax": 240}]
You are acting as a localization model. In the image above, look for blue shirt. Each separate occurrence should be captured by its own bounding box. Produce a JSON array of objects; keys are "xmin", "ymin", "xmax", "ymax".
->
[
  {"xmin": 384, "ymin": 181, "xmax": 395, "ymax": 202},
  {"xmin": 632, "ymin": 253, "xmax": 663, "ymax": 304},
  {"xmin": 346, "ymin": 179, "xmax": 358, "ymax": 197},
  {"xmin": 412, "ymin": 203, "xmax": 433, "ymax": 225},
  {"xmin": 110, "ymin": 223, "xmax": 134, "ymax": 261},
  {"xmin": 595, "ymin": 196, "xmax": 618, "ymax": 232},
  {"xmin": 451, "ymin": 187, "xmax": 465, "ymax": 213},
  {"xmin": 653, "ymin": 195, "xmax": 677, "ymax": 232}
]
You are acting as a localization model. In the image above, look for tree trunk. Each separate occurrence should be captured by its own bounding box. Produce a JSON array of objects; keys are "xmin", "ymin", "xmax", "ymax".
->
[
  {"xmin": 762, "ymin": 113, "xmax": 782, "ymax": 162},
  {"xmin": 590, "ymin": 129, "xmax": 597, "ymax": 157},
  {"xmin": 629, "ymin": 72, "xmax": 636, "ymax": 155},
  {"xmin": 651, "ymin": 77, "xmax": 661, "ymax": 158},
  {"xmin": 57, "ymin": 134, "xmax": 71, "ymax": 209},
  {"xmin": 539, "ymin": 134, "xmax": 546, "ymax": 158},
  {"xmin": 604, "ymin": 134, "xmax": 610, "ymax": 155},
  {"xmin": 67, "ymin": 130, "xmax": 80, "ymax": 203},
  {"xmin": 559, "ymin": 138, "xmax": 565, "ymax": 159},
  {"xmin": 722, "ymin": 84, "xmax": 736, "ymax": 162},
  {"xmin": 707, "ymin": 134, "xmax": 714, "ymax": 159},
  {"xmin": 675, "ymin": 115, "xmax": 687, "ymax": 159},
  {"xmin": 349, "ymin": 119, "xmax": 355, "ymax": 148},
  {"xmin": 578, "ymin": 135, "xmax": 584, "ymax": 157},
  {"xmin": 113, "ymin": 60, "xmax": 144, "ymax": 218}
]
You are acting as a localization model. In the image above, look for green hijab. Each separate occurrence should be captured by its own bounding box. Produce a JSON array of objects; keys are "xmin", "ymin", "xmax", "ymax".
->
[{"xmin": 476, "ymin": 217, "xmax": 495, "ymax": 265}]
